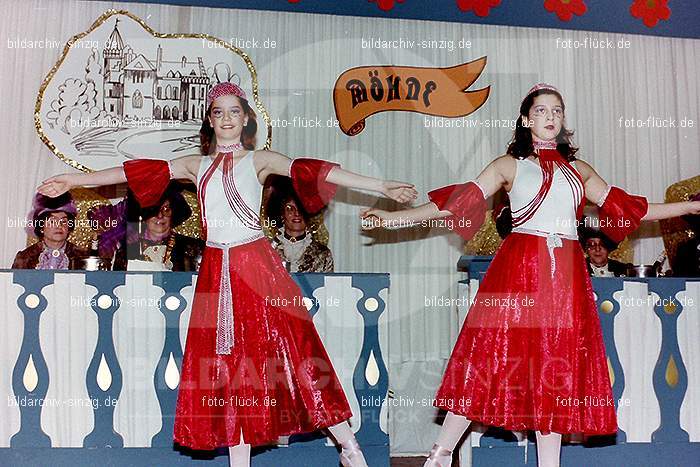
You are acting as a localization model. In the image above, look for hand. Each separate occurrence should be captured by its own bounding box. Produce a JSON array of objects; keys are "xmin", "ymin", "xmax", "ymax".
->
[
  {"xmin": 380, "ymin": 180, "xmax": 418, "ymax": 203},
  {"xmin": 686, "ymin": 200, "xmax": 700, "ymax": 216},
  {"xmin": 37, "ymin": 174, "xmax": 74, "ymax": 198},
  {"xmin": 360, "ymin": 208, "xmax": 392, "ymax": 230}
]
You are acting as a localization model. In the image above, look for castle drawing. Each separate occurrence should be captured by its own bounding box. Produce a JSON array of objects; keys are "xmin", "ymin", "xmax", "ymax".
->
[{"xmin": 102, "ymin": 19, "xmax": 211, "ymax": 122}]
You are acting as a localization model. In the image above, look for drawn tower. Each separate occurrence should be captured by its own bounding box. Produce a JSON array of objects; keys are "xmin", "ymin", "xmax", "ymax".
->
[{"xmin": 103, "ymin": 19, "xmax": 125, "ymax": 117}]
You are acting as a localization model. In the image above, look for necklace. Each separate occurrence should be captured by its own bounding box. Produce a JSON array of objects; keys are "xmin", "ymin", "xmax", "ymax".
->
[
  {"xmin": 216, "ymin": 142, "xmax": 243, "ymax": 153},
  {"xmin": 533, "ymin": 140, "xmax": 557, "ymax": 150},
  {"xmin": 43, "ymin": 241, "xmax": 65, "ymax": 257},
  {"xmin": 283, "ymin": 231, "xmax": 307, "ymax": 243}
]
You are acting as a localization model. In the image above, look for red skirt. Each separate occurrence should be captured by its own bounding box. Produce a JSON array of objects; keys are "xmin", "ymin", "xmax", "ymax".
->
[
  {"xmin": 435, "ymin": 232, "xmax": 618, "ymax": 435},
  {"xmin": 173, "ymin": 237, "xmax": 352, "ymax": 449}
]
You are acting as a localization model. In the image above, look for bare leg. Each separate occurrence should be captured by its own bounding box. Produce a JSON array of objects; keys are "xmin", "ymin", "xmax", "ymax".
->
[
  {"xmin": 436, "ymin": 412, "xmax": 472, "ymax": 450},
  {"xmin": 424, "ymin": 411, "xmax": 472, "ymax": 467},
  {"xmin": 535, "ymin": 431, "xmax": 562, "ymax": 467},
  {"xmin": 228, "ymin": 430, "xmax": 251, "ymax": 467},
  {"xmin": 327, "ymin": 421, "xmax": 368, "ymax": 467}
]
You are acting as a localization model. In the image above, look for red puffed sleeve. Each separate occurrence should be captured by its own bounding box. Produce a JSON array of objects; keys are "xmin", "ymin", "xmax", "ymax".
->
[
  {"xmin": 122, "ymin": 159, "xmax": 172, "ymax": 208},
  {"xmin": 427, "ymin": 181, "xmax": 488, "ymax": 240},
  {"xmin": 289, "ymin": 158, "xmax": 340, "ymax": 214},
  {"xmin": 597, "ymin": 186, "xmax": 649, "ymax": 243}
]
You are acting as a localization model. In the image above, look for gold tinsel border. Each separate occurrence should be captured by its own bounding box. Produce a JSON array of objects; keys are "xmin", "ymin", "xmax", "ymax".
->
[{"xmin": 34, "ymin": 9, "xmax": 272, "ymax": 173}]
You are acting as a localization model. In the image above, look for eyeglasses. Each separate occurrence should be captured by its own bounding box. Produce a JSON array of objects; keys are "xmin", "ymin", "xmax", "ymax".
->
[
  {"xmin": 284, "ymin": 204, "xmax": 300, "ymax": 215},
  {"xmin": 585, "ymin": 241, "xmax": 606, "ymax": 250},
  {"xmin": 157, "ymin": 204, "xmax": 172, "ymax": 217}
]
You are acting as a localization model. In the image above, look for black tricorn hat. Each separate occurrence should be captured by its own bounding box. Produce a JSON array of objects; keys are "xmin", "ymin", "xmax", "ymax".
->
[
  {"xmin": 578, "ymin": 225, "xmax": 618, "ymax": 251},
  {"xmin": 265, "ymin": 175, "xmax": 310, "ymax": 229},
  {"xmin": 126, "ymin": 182, "xmax": 192, "ymax": 228},
  {"xmin": 31, "ymin": 192, "xmax": 77, "ymax": 237}
]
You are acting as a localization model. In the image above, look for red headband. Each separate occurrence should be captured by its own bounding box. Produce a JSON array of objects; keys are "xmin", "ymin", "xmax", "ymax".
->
[{"xmin": 207, "ymin": 82, "xmax": 247, "ymax": 109}]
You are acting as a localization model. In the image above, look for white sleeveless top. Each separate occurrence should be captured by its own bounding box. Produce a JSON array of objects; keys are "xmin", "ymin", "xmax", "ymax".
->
[
  {"xmin": 197, "ymin": 151, "xmax": 264, "ymax": 244},
  {"xmin": 508, "ymin": 158, "xmax": 584, "ymax": 237}
]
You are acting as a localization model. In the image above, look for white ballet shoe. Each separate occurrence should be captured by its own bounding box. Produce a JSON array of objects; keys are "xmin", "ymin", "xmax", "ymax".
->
[
  {"xmin": 423, "ymin": 444, "xmax": 452, "ymax": 467},
  {"xmin": 339, "ymin": 438, "xmax": 368, "ymax": 467}
]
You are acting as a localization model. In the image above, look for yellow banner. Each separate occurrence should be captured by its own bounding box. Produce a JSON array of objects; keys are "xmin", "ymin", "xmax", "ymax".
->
[{"xmin": 333, "ymin": 57, "xmax": 490, "ymax": 136}]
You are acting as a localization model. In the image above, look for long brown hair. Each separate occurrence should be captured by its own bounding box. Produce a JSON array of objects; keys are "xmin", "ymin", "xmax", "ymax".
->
[
  {"xmin": 506, "ymin": 89, "xmax": 578, "ymax": 162},
  {"xmin": 199, "ymin": 96, "xmax": 258, "ymax": 155}
]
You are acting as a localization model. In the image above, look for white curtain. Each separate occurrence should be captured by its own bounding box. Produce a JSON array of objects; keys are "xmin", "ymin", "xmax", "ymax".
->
[{"xmin": 1, "ymin": 0, "xmax": 698, "ymax": 455}]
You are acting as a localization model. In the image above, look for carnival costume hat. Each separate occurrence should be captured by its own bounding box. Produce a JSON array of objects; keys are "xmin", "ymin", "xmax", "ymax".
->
[
  {"xmin": 89, "ymin": 182, "xmax": 193, "ymax": 257},
  {"xmin": 266, "ymin": 177, "xmax": 312, "ymax": 227},
  {"xmin": 578, "ymin": 224, "xmax": 619, "ymax": 251},
  {"xmin": 126, "ymin": 183, "xmax": 192, "ymax": 227},
  {"xmin": 30, "ymin": 192, "xmax": 77, "ymax": 237}
]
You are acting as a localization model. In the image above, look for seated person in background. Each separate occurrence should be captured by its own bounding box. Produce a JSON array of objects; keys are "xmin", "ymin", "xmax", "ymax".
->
[
  {"xmin": 672, "ymin": 192, "xmax": 700, "ymax": 277},
  {"xmin": 12, "ymin": 192, "xmax": 86, "ymax": 269},
  {"xmin": 579, "ymin": 226, "xmax": 631, "ymax": 277},
  {"xmin": 267, "ymin": 178, "xmax": 334, "ymax": 273},
  {"xmin": 92, "ymin": 183, "xmax": 203, "ymax": 271}
]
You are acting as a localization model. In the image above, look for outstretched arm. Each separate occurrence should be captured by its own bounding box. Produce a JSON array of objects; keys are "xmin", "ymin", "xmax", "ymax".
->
[
  {"xmin": 576, "ymin": 160, "xmax": 700, "ymax": 221},
  {"xmin": 362, "ymin": 155, "xmax": 512, "ymax": 227},
  {"xmin": 255, "ymin": 149, "xmax": 418, "ymax": 203},
  {"xmin": 644, "ymin": 201, "xmax": 700, "ymax": 220},
  {"xmin": 37, "ymin": 167, "xmax": 127, "ymax": 197},
  {"xmin": 37, "ymin": 156, "xmax": 200, "ymax": 198},
  {"xmin": 361, "ymin": 201, "xmax": 450, "ymax": 229}
]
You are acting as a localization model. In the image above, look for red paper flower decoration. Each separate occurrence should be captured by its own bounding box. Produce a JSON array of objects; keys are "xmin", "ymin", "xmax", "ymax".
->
[
  {"xmin": 630, "ymin": 0, "xmax": 671, "ymax": 27},
  {"xmin": 544, "ymin": 0, "xmax": 587, "ymax": 21},
  {"xmin": 456, "ymin": 0, "xmax": 502, "ymax": 17},
  {"xmin": 369, "ymin": 0, "xmax": 406, "ymax": 12}
]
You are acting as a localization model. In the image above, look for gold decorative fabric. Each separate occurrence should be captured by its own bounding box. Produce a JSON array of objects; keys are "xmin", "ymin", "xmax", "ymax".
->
[
  {"xmin": 173, "ymin": 188, "xmax": 203, "ymax": 239},
  {"xmin": 464, "ymin": 210, "xmax": 502, "ymax": 255}
]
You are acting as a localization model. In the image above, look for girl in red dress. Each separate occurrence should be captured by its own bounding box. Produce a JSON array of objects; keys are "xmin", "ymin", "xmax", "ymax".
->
[
  {"xmin": 38, "ymin": 82, "xmax": 417, "ymax": 467},
  {"xmin": 362, "ymin": 83, "xmax": 700, "ymax": 467}
]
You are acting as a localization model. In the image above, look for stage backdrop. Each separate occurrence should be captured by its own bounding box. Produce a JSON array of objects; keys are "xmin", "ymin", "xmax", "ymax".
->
[{"xmin": 1, "ymin": 0, "xmax": 698, "ymax": 456}]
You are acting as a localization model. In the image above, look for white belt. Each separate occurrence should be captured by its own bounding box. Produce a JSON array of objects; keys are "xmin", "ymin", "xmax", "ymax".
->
[
  {"xmin": 205, "ymin": 232, "xmax": 265, "ymax": 355},
  {"xmin": 511, "ymin": 227, "xmax": 578, "ymax": 278}
]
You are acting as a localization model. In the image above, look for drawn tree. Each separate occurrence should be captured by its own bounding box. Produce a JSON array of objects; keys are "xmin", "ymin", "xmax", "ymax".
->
[
  {"xmin": 85, "ymin": 48, "xmax": 103, "ymax": 110},
  {"xmin": 45, "ymin": 77, "xmax": 112, "ymax": 137},
  {"xmin": 45, "ymin": 78, "xmax": 89, "ymax": 135}
]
